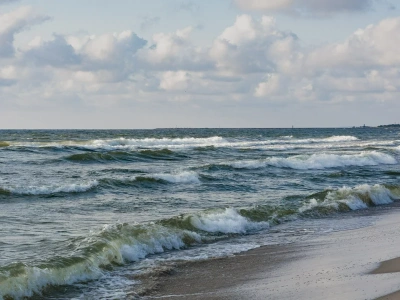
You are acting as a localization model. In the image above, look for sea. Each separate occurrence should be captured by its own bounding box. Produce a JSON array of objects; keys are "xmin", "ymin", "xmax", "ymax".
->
[{"xmin": 1, "ymin": 128, "xmax": 400, "ymax": 299}]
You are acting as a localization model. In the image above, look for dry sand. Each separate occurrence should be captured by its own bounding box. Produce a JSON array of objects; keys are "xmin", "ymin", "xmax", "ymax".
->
[{"xmin": 138, "ymin": 207, "xmax": 400, "ymax": 300}]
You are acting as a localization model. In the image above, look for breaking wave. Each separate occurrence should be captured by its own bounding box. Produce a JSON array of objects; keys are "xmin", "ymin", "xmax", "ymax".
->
[
  {"xmin": 101, "ymin": 171, "xmax": 201, "ymax": 187},
  {"xmin": 3, "ymin": 135, "xmax": 362, "ymax": 152},
  {"xmin": 0, "ymin": 208, "xmax": 267, "ymax": 299},
  {"xmin": 299, "ymin": 184, "xmax": 400, "ymax": 215},
  {"xmin": 1, "ymin": 182, "xmax": 400, "ymax": 299},
  {"xmin": 228, "ymin": 151, "xmax": 397, "ymax": 170},
  {"xmin": 0, "ymin": 181, "xmax": 98, "ymax": 196}
]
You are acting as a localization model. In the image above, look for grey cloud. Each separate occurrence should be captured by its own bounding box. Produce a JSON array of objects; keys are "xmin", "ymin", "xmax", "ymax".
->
[
  {"xmin": 24, "ymin": 35, "xmax": 81, "ymax": 67},
  {"xmin": 0, "ymin": 78, "xmax": 16, "ymax": 86},
  {"xmin": 0, "ymin": 6, "xmax": 50, "ymax": 57},
  {"xmin": 234, "ymin": 0, "xmax": 379, "ymax": 15},
  {"xmin": 297, "ymin": 0, "xmax": 372, "ymax": 13}
]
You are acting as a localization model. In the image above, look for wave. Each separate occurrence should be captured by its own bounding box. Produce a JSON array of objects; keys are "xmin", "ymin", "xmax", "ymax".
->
[
  {"xmin": 321, "ymin": 135, "xmax": 358, "ymax": 142},
  {"xmin": 65, "ymin": 151, "xmax": 136, "ymax": 163},
  {"xmin": 0, "ymin": 181, "xmax": 98, "ymax": 196},
  {"xmin": 299, "ymin": 184, "xmax": 400, "ymax": 215},
  {"xmin": 3, "ymin": 135, "xmax": 361, "ymax": 152},
  {"xmin": 228, "ymin": 151, "xmax": 397, "ymax": 170},
  {"xmin": 0, "ymin": 141, "xmax": 10, "ymax": 147},
  {"xmin": 151, "ymin": 171, "xmax": 200, "ymax": 184},
  {"xmin": 0, "ymin": 208, "xmax": 266, "ymax": 299},
  {"xmin": 1, "ymin": 182, "xmax": 400, "ymax": 299},
  {"xmin": 65, "ymin": 149, "xmax": 180, "ymax": 163},
  {"xmin": 0, "ymin": 172, "xmax": 200, "ymax": 197},
  {"xmin": 7, "ymin": 136, "xmax": 226, "ymax": 151},
  {"xmin": 101, "ymin": 172, "xmax": 201, "ymax": 187}
]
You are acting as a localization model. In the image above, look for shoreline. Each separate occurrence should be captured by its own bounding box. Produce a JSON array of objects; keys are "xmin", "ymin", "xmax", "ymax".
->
[
  {"xmin": 137, "ymin": 244, "xmax": 304, "ymax": 299},
  {"xmin": 137, "ymin": 206, "xmax": 400, "ymax": 300}
]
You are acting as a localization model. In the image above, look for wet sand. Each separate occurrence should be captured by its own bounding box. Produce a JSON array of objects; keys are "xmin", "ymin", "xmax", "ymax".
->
[
  {"xmin": 139, "ymin": 207, "xmax": 400, "ymax": 300},
  {"xmin": 138, "ymin": 245, "xmax": 304, "ymax": 299}
]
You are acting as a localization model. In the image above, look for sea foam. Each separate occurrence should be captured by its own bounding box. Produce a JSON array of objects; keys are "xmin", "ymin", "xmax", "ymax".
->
[
  {"xmin": 190, "ymin": 208, "xmax": 269, "ymax": 234},
  {"xmin": 228, "ymin": 151, "xmax": 397, "ymax": 170},
  {"xmin": 6, "ymin": 135, "xmax": 360, "ymax": 151},
  {"xmin": 299, "ymin": 184, "xmax": 400, "ymax": 214},
  {"xmin": 1, "ymin": 180, "xmax": 98, "ymax": 196},
  {"xmin": 151, "ymin": 171, "xmax": 200, "ymax": 184}
]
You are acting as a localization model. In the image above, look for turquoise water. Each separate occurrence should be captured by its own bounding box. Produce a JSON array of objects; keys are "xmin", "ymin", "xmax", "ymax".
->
[{"xmin": 1, "ymin": 128, "xmax": 400, "ymax": 299}]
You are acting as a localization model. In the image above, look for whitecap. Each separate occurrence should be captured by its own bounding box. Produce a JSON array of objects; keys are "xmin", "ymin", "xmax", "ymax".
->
[
  {"xmin": 2, "ymin": 180, "xmax": 98, "ymax": 195},
  {"xmin": 150, "ymin": 171, "xmax": 200, "ymax": 184},
  {"xmin": 190, "ymin": 208, "xmax": 269, "ymax": 234}
]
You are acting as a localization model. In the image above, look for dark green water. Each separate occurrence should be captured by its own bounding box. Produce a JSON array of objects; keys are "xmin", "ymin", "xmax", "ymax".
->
[{"xmin": 1, "ymin": 128, "xmax": 400, "ymax": 299}]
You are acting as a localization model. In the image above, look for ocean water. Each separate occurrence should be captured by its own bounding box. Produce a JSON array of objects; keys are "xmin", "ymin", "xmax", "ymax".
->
[{"xmin": 1, "ymin": 128, "xmax": 400, "ymax": 299}]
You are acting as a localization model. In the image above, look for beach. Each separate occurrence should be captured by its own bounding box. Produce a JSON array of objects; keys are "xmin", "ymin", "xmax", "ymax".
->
[{"xmin": 142, "ymin": 204, "xmax": 400, "ymax": 300}]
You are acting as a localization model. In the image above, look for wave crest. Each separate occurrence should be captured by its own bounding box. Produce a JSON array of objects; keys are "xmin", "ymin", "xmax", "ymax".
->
[
  {"xmin": 228, "ymin": 151, "xmax": 397, "ymax": 170},
  {"xmin": 1, "ymin": 183, "xmax": 400, "ymax": 299},
  {"xmin": 0, "ymin": 181, "xmax": 98, "ymax": 196},
  {"xmin": 299, "ymin": 184, "xmax": 400, "ymax": 214}
]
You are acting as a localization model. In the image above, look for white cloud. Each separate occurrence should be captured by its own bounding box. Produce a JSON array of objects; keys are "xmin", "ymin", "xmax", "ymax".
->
[
  {"xmin": 210, "ymin": 15, "xmax": 300, "ymax": 75},
  {"xmin": 306, "ymin": 17, "xmax": 400, "ymax": 71},
  {"xmin": 137, "ymin": 26, "xmax": 211, "ymax": 71},
  {"xmin": 159, "ymin": 71, "xmax": 189, "ymax": 91},
  {"xmin": 250, "ymin": 16, "xmax": 400, "ymax": 102},
  {"xmin": 1, "ymin": 7, "xmax": 400, "ymax": 127}
]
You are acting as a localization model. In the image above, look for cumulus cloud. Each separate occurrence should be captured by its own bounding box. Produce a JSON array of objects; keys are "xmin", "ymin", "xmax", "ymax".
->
[
  {"xmin": 234, "ymin": 0, "xmax": 376, "ymax": 15},
  {"xmin": 1, "ymin": 7, "xmax": 399, "ymax": 121},
  {"xmin": 24, "ymin": 35, "xmax": 81, "ymax": 67},
  {"xmin": 306, "ymin": 17, "xmax": 400, "ymax": 70},
  {"xmin": 210, "ymin": 15, "xmax": 301, "ymax": 75},
  {"xmin": 159, "ymin": 70, "xmax": 190, "ymax": 91},
  {"xmin": 137, "ymin": 26, "xmax": 212, "ymax": 71},
  {"xmin": 0, "ymin": 6, "xmax": 50, "ymax": 57},
  {"xmin": 253, "ymin": 16, "xmax": 400, "ymax": 101}
]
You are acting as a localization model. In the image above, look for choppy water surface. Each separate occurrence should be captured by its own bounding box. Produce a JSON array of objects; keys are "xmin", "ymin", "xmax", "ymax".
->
[{"xmin": 1, "ymin": 128, "xmax": 400, "ymax": 299}]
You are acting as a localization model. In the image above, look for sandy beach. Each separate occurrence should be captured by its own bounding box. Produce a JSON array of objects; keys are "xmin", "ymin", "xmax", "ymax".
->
[{"xmin": 140, "ymin": 205, "xmax": 400, "ymax": 300}]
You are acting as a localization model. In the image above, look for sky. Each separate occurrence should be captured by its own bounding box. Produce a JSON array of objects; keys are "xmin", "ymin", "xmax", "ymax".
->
[{"xmin": 0, "ymin": 0, "xmax": 399, "ymax": 129}]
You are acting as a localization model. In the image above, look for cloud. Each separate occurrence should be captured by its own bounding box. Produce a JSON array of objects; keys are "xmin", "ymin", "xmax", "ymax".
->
[
  {"xmin": 24, "ymin": 35, "xmax": 81, "ymax": 67},
  {"xmin": 0, "ymin": 6, "xmax": 49, "ymax": 57},
  {"xmin": 22, "ymin": 30, "xmax": 147, "ymax": 80},
  {"xmin": 234, "ymin": 0, "xmax": 376, "ymax": 15},
  {"xmin": 210, "ymin": 15, "xmax": 301, "ymax": 74},
  {"xmin": 137, "ymin": 26, "xmax": 212, "ymax": 71},
  {"xmin": 159, "ymin": 71, "xmax": 190, "ymax": 91},
  {"xmin": 1, "ymin": 10, "xmax": 400, "ymax": 125},
  {"xmin": 253, "ymin": 16, "xmax": 400, "ymax": 102},
  {"xmin": 81, "ymin": 31, "xmax": 146, "ymax": 66},
  {"xmin": 306, "ymin": 17, "xmax": 400, "ymax": 70}
]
